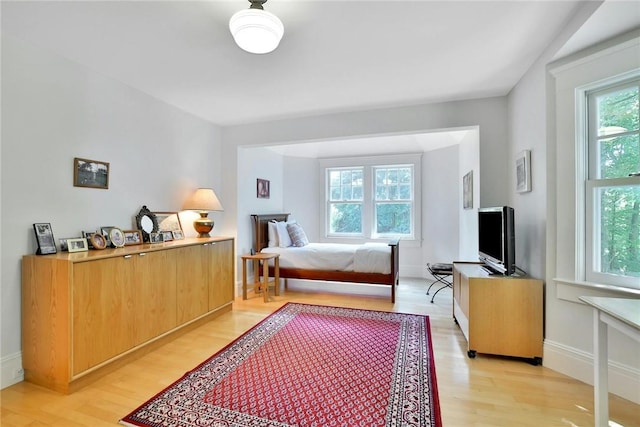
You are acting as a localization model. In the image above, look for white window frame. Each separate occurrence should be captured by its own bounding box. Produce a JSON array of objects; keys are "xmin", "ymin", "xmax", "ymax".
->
[
  {"xmin": 577, "ymin": 71, "xmax": 640, "ymax": 289},
  {"xmin": 326, "ymin": 167, "xmax": 364, "ymax": 237},
  {"xmin": 320, "ymin": 153, "xmax": 422, "ymax": 243}
]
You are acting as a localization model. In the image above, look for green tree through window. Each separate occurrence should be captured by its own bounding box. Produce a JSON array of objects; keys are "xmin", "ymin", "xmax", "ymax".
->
[{"xmin": 588, "ymin": 80, "xmax": 640, "ymax": 283}]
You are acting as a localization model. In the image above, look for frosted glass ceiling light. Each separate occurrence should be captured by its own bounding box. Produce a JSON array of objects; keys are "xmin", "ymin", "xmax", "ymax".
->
[{"xmin": 229, "ymin": 0, "xmax": 284, "ymax": 54}]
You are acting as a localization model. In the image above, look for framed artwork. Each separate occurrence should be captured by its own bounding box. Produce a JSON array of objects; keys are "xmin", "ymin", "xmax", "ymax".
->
[
  {"xmin": 33, "ymin": 223, "xmax": 57, "ymax": 255},
  {"xmin": 59, "ymin": 238, "xmax": 71, "ymax": 252},
  {"xmin": 154, "ymin": 212, "xmax": 183, "ymax": 232},
  {"xmin": 89, "ymin": 233, "xmax": 107, "ymax": 250},
  {"xmin": 73, "ymin": 157, "xmax": 109, "ymax": 189},
  {"xmin": 109, "ymin": 227, "xmax": 126, "ymax": 248},
  {"xmin": 123, "ymin": 230, "xmax": 143, "ymax": 246},
  {"xmin": 149, "ymin": 232, "xmax": 164, "ymax": 244},
  {"xmin": 463, "ymin": 171, "xmax": 473, "ymax": 210},
  {"xmin": 516, "ymin": 150, "xmax": 532, "ymax": 193},
  {"xmin": 257, "ymin": 178, "xmax": 270, "ymax": 199},
  {"xmin": 67, "ymin": 238, "xmax": 89, "ymax": 253}
]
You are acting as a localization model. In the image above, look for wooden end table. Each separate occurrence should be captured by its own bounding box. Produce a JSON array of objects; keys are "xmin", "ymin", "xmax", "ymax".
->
[{"xmin": 241, "ymin": 253, "xmax": 280, "ymax": 302}]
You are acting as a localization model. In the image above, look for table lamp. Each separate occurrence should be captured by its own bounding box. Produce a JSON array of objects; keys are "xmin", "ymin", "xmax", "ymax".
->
[{"xmin": 182, "ymin": 188, "xmax": 224, "ymax": 237}]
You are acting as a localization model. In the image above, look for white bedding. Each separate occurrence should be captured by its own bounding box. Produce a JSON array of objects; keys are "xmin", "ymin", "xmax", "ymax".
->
[{"xmin": 261, "ymin": 242, "xmax": 391, "ymax": 274}]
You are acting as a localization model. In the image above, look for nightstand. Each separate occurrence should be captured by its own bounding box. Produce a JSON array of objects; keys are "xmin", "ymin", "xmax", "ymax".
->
[{"xmin": 241, "ymin": 253, "xmax": 280, "ymax": 302}]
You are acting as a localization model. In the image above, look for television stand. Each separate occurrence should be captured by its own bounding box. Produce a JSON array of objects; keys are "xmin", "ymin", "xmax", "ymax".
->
[{"xmin": 452, "ymin": 262, "xmax": 543, "ymax": 363}]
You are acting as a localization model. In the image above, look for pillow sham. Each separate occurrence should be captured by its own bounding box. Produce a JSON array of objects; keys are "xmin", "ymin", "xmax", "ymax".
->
[
  {"xmin": 268, "ymin": 221, "xmax": 278, "ymax": 247},
  {"xmin": 287, "ymin": 222, "xmax": 309, "ymax": 247},
  {"xmin": 276, "ymin": 221, "xmax": 293, "ymax": 247}
]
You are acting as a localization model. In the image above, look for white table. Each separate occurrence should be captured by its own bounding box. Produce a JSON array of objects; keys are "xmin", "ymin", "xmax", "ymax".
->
[{"xmin": 579, "ymin": 296, "xmax": 640, "ymax": 427}]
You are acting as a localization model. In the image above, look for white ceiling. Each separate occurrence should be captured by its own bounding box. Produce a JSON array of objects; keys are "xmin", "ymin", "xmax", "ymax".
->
[{"xmin": 2, "ymin": 1, "xmax": 639, "ymax": 157}]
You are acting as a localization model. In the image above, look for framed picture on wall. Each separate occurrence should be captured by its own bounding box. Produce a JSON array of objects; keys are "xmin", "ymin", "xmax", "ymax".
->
[
  {"xmin": 516, "ymin": 150, "xmax": 532, "ymax": 193},
  {"xmin": 257, "ymin": 178, "xmax": 270, "ymax": 199},
  {"xmin": 73, "ymin": 157, "xmax": 109, "ymax": 189},
  {"xmin": 463, "ymin": 171, "xmax": 473, "ymax": 209}
]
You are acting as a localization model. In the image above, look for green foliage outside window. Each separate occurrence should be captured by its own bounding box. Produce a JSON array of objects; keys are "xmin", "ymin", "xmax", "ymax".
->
[
  {"xmin": 327, "ymin": 165, "xmax": 414, "ymax": 236},
  {"xmin": 593, "ymin": 84, "xmax": 640, "ymax": 278},
  {"xmin": 374, "ymin": 167, "xmax": 412, "ymax": 235}
]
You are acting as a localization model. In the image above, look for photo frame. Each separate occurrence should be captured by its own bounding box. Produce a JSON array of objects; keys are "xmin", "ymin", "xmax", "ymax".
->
[
  {"xmin": 149, "ymin": 232, "xmax": 164, "ymax": 244},
  {"xmin": 463, "ymin": 170, "xmax": 473, "ymax": 210},
  {"xmin": 59, "ymin": 238, "xmax": 72, "ymax": 252},
  {"xmin": 73, "ymin": 157, "xmax": 109, "ymax": 189},
  {"xmin": 89, "ymin": 233, "xmax": 107, "ymax": 250},
  {"xmin": 109, "ymin": 227, "xmax": 126, "ymax": 248},
  {"xmin": 172, "ymin": 230, "xmax": 185, "ymax": 240},
  {"xmin": 123, "ymin": 230, "xmax": 143, "ymax": 246},
  {"xmin": 154, "ymin": 212, "xmax": 183, "ymax": 233},
  {"xmin": 257, "ymin": 178, "xmax": 270, "ymax": 199},
  {"xmin": 516, "ymin": 150, "xmax": 532, "ymax": 193},
  {"xmin": 82, "ymin": 231, "xmax": 95, "ymax": 248},
  {"xmin": 161, "ymin": 230, "xmax": 173, "ymax": 242},
  {"xmin": 67, "ymin": 238, "xmax": 89, "ymax": 253},
  {"xmin": 33, "ymin": 223, "xmax": 57, "ymax": 255}
]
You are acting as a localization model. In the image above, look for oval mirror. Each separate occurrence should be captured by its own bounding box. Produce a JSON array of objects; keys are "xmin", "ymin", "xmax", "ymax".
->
[
  {"xmin": 135, "ymin": 206, "xmax": 158, "ymax": 242},
  {"xmin": 140, "ymin": 216, "xmax": 153, "ymax": 233}
]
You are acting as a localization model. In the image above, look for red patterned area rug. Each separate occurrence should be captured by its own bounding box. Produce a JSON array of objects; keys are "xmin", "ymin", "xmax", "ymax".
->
[{"xmin": 120, "ymin": 303, "xmax": 442, "ymax": 427}]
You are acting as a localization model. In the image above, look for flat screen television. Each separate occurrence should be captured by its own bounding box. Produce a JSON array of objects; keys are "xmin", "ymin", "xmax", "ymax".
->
[{"xmin": 478, "ymin": 206, "xmax": 515, "ymax": 275}]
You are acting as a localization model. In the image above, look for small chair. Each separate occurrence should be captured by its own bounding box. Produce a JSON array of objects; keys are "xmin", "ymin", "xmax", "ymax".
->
[{"xmin": 426, "ymin": 263, "xmax": 453, "ymax": 303}]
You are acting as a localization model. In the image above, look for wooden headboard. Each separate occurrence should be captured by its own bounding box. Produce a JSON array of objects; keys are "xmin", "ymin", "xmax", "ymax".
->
[{"xmin": 251, "ymin": 213, "xmax": 290, "ymax": 252}]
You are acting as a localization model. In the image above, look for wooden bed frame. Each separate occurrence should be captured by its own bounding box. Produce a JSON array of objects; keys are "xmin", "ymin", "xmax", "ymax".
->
[{"xmin": 251, "ymin": 214, "xmax": 400, "ymax": 302}]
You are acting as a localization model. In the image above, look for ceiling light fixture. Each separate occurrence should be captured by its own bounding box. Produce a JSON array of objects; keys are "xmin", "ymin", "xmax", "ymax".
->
[{"xmin": 229, "ymin": 0, "xmax": 284, "ymax": 54}]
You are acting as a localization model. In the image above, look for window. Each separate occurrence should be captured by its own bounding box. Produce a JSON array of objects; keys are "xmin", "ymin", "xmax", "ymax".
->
[
  {"xmin": 328, "ymin": 168, "xmax": 363, "ymax": 234},
  {"xmin": 374, "ymin": 166, "xmax": 412, "ymax": 235},
  {"xmin": 322, "ymin": 154, "xmax": 421, "ymax": 241},
  {"xmin": 584, "ymin": 78, "xmax": 640, "ymax": 288}
]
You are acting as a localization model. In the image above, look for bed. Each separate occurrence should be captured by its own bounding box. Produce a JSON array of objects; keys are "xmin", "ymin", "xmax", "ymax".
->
[{"xmin": 251, "ymin": 213, "xmax": 400, "ymax": 302}]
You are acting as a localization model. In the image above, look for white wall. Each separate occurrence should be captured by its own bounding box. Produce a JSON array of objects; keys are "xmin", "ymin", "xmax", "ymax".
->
[
  {"xmin": 222, "ymin": 97, "xmax": 509, "ymax": 274},
  {"xmin": 283, "ymin": 156, "xmax": 320, "ymax": 242},
  {"xmin": 234, "ymin": 146, "xmax": 284, "ymax": 282},
  {"xmin": 457, "ymin": 130, "xmax": 480, "ymax": 262},
  {"xmin": 1, "ymin": 35, "xmax": 224, "ymax": 388},
  {"xmin": 545, "ymin": 33, "xmax": 640, "ymax": 404}
]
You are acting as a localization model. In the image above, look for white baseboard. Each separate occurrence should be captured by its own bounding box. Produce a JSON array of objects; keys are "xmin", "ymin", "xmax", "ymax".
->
[
  {"xmin": 1, "ymin": 352, "xmax": 24, "ymax": 390},
  {"xmin": 544, "ymin": 339, "xmax": 640, "ymax": 404},
  {"xmin": 403, "ymin": 265, "xmax": 426, "ymax": 279}
]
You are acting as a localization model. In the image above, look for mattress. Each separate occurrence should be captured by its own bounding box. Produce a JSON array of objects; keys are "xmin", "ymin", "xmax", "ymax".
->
[{"xmin": 261, "ymin": 242, "xmax": 391, "ymax": 274}]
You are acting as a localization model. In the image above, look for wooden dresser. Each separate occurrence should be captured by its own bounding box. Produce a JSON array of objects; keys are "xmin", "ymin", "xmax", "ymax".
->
[{"xmin": 21, "ymin": 236, "xmax": 234, "ymax": 393}]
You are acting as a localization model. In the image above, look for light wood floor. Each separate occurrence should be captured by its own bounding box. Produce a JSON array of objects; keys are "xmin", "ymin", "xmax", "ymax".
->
[{"xmin": 2, "ymin": 278, "xmax": 638, "ymax": 426}]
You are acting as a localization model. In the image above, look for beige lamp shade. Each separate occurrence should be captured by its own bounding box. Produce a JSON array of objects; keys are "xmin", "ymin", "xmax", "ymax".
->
[{"xmin": 183, "ymin": 188, "xmax": 224, "ymax": 237}]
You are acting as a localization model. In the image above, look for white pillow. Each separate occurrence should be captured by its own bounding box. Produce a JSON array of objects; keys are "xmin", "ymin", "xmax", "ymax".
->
[
  {"xmin": 276, "ymin": 221, "xmax": 293, "ymax": 247},
  {"xmin": 268, "ymin": 221, "xmax": 278, "ymax": 247}
]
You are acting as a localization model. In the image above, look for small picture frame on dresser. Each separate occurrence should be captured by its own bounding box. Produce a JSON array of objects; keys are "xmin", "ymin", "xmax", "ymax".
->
[
  {"xmin": 67, "ymin": 238, "xmax": 89, "ymax": 253},
  {"xmin": 149, "ymin": 232, "xmax": 164, "ymax": 244},
  {"xmin": 123, "ymin": 230, "xmax": 143, "ymax": 246},
  {"xmin": 89, "ymin": 233, "xmax": 107, "ymax": 250},
  {"xmin": 59, "ymin": 238, "xmax": 71, "ymax": 252},
  {"xmin": 33, "ymin": 223, "xmax": 57, "ymax": 255}
]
